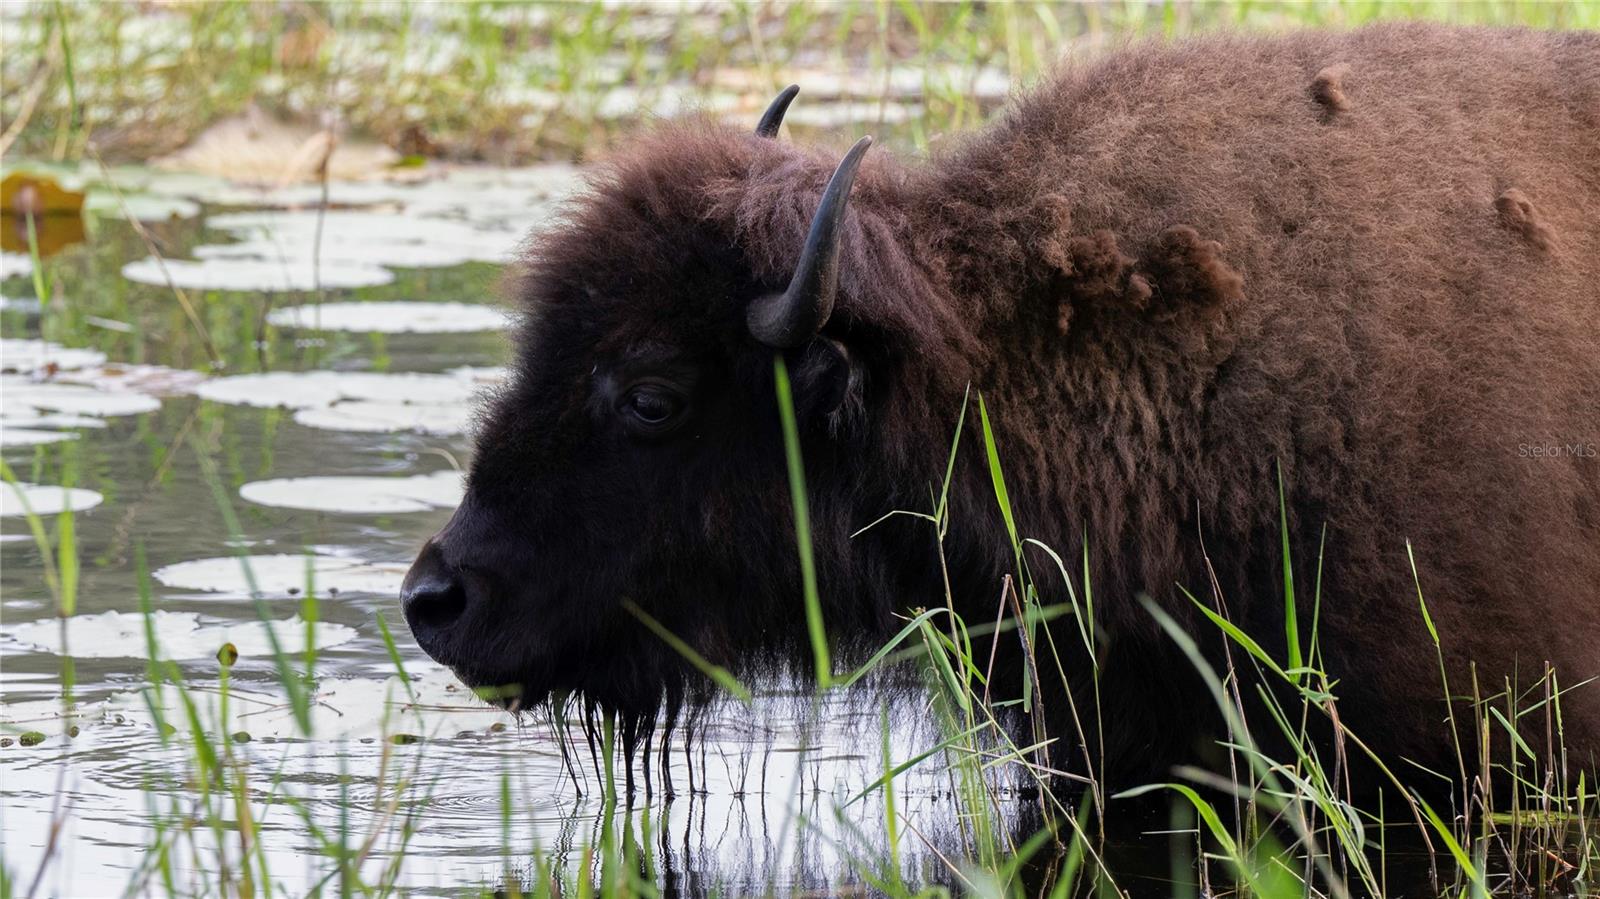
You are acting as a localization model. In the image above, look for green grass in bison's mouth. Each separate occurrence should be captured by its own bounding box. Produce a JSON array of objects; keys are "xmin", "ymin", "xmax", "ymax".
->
[{"xmin": 451, "ymin": 673, "xmax": 533, "ymax": 713}]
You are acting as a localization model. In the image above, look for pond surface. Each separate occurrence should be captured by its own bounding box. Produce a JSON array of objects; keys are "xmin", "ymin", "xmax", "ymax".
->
[{"xmin": 0, "ymin": 164, "xmax": 1078, "ymax": 896}]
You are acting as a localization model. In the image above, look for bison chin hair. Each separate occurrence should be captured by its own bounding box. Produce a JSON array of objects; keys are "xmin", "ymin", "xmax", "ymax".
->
[
  {"xmin": 439, "ymin": 617, "xmax": 766, "ymax": 737},
  {"xmin": 448, "ymin": 602, "xmax": 933, "ymax": 774},
  {"xmin": 443, "ymin": 649, "xmax": 710, "ymax": 771}
]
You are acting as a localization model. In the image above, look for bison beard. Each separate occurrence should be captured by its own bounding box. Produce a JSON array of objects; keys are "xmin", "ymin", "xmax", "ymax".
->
[{"xmin": 403, "ymin": 22, "xmax": 1600, "ymax": 791}]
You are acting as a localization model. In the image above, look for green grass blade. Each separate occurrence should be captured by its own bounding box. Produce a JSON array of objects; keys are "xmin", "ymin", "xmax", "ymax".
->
[
  {"xmin": 919, "ymin": 618, "xmax": 972, "ymax": 715},
  {"xmin": 1489, "ymin": 706, "xmax": 1536, "ymax": 761},
  {"xmin": 375, "ymin": 612, "xmax": 419, "ymax": 705},
  {"xmin": 1022, "ymin": 537, "xmax": 1093, "ymax": 663},
  {"xmin": 836, "ymin": 606, "xmax": 952, "ymax": 688},
  {"xmin": 935, "ymin": 385, "xmax": 971, "ymax": 526},
  {"xmin": 1277, "ymin": 459, "xmax": 1302, "ymax": 682},
  {"xmin": 774, "ymin": 355, "xmax": 831, "ymax": 690},
  {"xmin": 55, "ymin": 504, "xmax": 78, "ymax": 617},
  {"xmin": 1413, "ymin": 793, "xmax": 1485, "ymax": 886},
  {"xmin": 1407, "ymin": 539, "xmax": 1441, "ymax": 646},
  {"xmin": 977, "ymin": 392, "xmax": 1020, "ymax": 556},
  {"xmin": 1181, "ymin": 585, "xmax": 1288, "ymax": 681}
]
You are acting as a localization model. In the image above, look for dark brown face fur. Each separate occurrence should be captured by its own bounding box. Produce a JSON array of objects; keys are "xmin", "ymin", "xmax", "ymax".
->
[{"xmin": 400, "ymin": 127, "xmax": 958, "ymax": 720}]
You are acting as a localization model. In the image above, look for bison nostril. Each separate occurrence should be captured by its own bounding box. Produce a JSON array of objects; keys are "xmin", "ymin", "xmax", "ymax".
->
[
  {"xmin": 403, "ymin": 534, "xmax": 470, "ymax": 646},
  {"xmin": 401, "ymin": 539, "xmax": 471, "ymax": 650},
  {"xmin": 403, "ymin": 575, "xmax": 467, "ymax": 633}
]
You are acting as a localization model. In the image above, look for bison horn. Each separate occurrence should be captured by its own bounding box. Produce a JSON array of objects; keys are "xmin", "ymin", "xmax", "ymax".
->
[
  {"xmin": 748, "ymin": 136, "xmax": 873, "ymax": 348},
  {"xmin": 755, "ymin": 85, "xmax": 800, "ymax": 138}
]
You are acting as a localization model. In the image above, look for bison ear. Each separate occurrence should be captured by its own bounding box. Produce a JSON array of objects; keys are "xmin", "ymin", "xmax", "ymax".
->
[
  {"xmin": 755, "ymin": 85, "xmax": 800, "ymax": 138},
  {"xmin": 790, "ymin": 337, "xmax": 860, "ymax": 421},
  {"xmin": 747, "ymin": 136, "xmax": 873, "ymax": 348}
]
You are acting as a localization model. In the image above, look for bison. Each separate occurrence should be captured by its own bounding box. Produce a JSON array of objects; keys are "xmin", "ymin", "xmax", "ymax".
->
[{"xmin": 402, "ymin": 22, "xmax": 1600, "ymax": 788}]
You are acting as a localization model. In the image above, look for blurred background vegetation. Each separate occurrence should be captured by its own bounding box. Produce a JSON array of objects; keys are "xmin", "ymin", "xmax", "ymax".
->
[{"xmin": 5, "ymin": 0, "xmax": 1597, "ymax": 167}]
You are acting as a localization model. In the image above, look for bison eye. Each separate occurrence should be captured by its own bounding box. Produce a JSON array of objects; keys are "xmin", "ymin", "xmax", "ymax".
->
[{"xmin": 620, "ymin": 385, "xmax": 685, "ymax": 432}]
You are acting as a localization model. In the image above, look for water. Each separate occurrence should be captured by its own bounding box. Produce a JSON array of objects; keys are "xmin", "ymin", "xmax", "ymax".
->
[{"xmin": 0, "ymin": 166, "xmax": 1048, "ymax": 896}]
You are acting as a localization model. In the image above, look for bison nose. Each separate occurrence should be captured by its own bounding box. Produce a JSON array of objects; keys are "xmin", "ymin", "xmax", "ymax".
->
[{"xmin": 401, "ymin": 540, "xmax": 468, "ymax": 652}]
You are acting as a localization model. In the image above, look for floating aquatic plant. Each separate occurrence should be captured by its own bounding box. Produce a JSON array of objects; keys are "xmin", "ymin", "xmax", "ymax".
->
[{"xmin": 239, "ymin": 471, "xmax": 462, "ymax": 514}]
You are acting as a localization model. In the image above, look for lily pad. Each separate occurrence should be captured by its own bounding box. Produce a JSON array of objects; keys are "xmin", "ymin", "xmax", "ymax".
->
[
  {"xmin": 110, "ymin": 169, "xmax": 235, "ymax": 200},
  {"xmin": 84, "ymin": 191, "xmax": 200, "ymax": 221},
  {"xmin": 151, "ymin": 552, "xmax": 409, "ymax": 598},
  {"xmin": 211, "ymin": 179, "xmax": 432, "ymax": 209},
  {"xmin": 121, "ymin": 256, "xmax": 394, "ymax": 292},
  {"xmin": 401, "ymin": 166, "xmax": 580, "ymax": 227},
  {"xmin": 192, "ymin": 238, "xmax": 487, "ymax": 269},
  {"xmin": 1, "ymin": 378, "xmax": 162, "ymax": 417},
  {"xmin": 1, "ymin": 171, "xmax": 86, "ymax": 216},
  {"xmin": 239, "ymin": 470, "xmax": 463, "ymax": 514},
  {"xmin": 197, "ymin": 370, "xmax": 479, "ymax": 410},
  {"xmin": 196, "ymin": 370, "xmax": 489, "ymax": 436},
  {"xmin": 0, "ymin": 411, "xmax": 106, "ymax": 430},
  {"xmin": 293, "ymin": 400, "xmax": 473, "ymax": 436},
  {"xmin": 447, "ymin": 364, "xmax": 509, "ymax": 384},
  {"xmin": 183, "ymin": 163, "xmax": 580, "ymax": 233},
  {"xmin": 1, "ymin": 482, "xmax": 104, "ymax": 518},
  {"xmin": 413, "ymin": 163, "xmax": 584, "ymax": 200},
  {"xmin": 0, "ymin": 294, "xmax": 42, "ymax": 313},
  {"xmin": 2, "ymin": 610, "xmax": 356, "ymax": 660},
  {"xmin": 1, "ymin": 251, "xmax": 32, "ymax": 280},
  {"xmin": 203, "ymin": 209, "xmax": 524, "ymax": 267},
  {"xmin": 266, "ymin": 301, "xmax": 510, "ymax": 334},
  {"xmin": 0, "ymin": 339, "xmax": 109, "ymax": 375},
  {"xmin": 0, "ymin": 428, "xmax": 77, "ymax": 448},
  {"xmin": 52, "ymin": 363, "xmax": 207, "ymax": 396}
]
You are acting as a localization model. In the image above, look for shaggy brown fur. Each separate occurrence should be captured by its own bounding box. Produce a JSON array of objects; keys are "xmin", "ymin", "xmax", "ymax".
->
[
  {"xmin": 408, "ymin": 22, "xmax": 1600, "ymax": 790},
  {"xmin": 912, "ymin": 22, "xmax": 1600, "ymax": 775}
]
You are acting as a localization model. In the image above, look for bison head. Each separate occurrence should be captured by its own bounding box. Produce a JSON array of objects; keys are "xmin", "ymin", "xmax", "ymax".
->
[{"xmin": 401, "ymin": 89, "xmax": 969, "ymax": 722}]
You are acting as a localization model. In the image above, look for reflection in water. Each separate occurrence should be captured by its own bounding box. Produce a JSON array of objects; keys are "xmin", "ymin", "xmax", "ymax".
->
[
  {"xmin": 1, "ymin": 171, "xmax": 87, "ymax": 260},
  {"xmin": 1, "ymin": 212, "xmax": 85, "ymax": 259},
  {"xmin": 2, "ymin": 677, "xmax": 1044, "ymax": 894}
]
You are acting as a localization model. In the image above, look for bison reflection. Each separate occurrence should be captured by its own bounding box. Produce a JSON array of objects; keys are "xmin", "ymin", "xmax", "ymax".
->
[{"xmin": 404, "ymin": 24, "xmax": 1600, "ymax": 784}]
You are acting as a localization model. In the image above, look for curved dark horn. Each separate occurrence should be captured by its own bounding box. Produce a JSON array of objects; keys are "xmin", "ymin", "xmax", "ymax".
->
[
  {"xmin": 755, "ymin": 85, "xmax": 800, "ymax": 138},
  {"xmin": 748, "ymin": 135, "xmax": 873, "ymax": 348}
]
